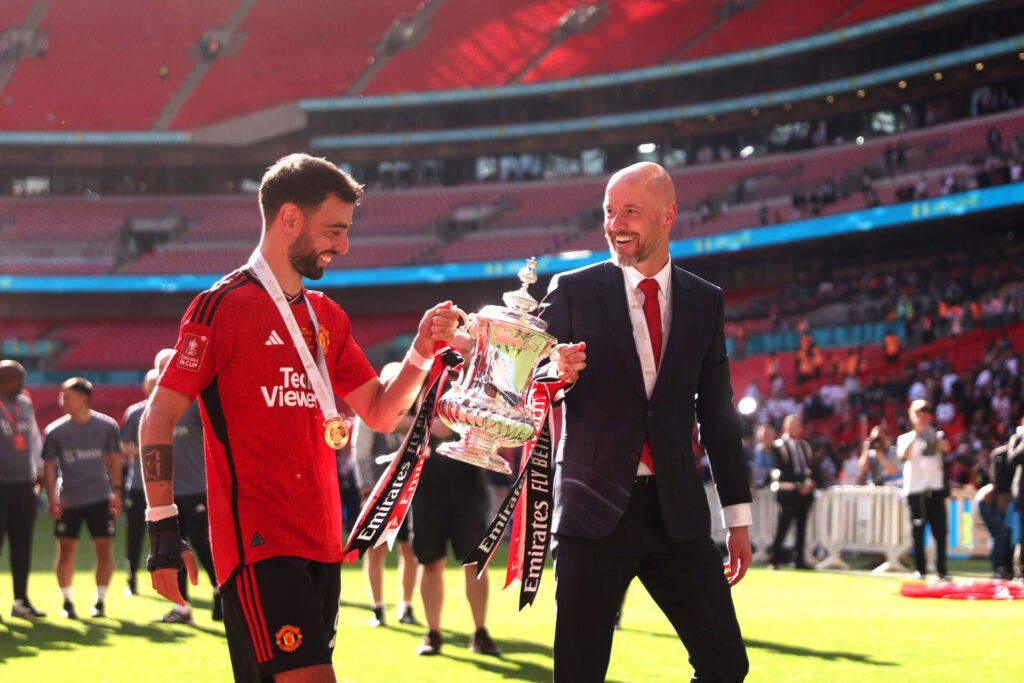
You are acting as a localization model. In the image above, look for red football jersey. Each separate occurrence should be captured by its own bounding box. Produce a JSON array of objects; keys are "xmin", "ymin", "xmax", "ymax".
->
[{"xmin": 158, "ymin": 268, "xmax": 376, "ymax": 584}]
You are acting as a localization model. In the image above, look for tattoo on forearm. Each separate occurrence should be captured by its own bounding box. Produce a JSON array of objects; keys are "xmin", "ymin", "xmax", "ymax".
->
[{"xmin": 142, "ymin": 444, "xmax": 174, "ymax": 483}]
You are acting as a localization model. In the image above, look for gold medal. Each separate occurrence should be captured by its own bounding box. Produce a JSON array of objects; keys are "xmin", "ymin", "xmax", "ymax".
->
[{"xmin": 324, "ymin": 417, "xmax": 349, "ymax": 450}]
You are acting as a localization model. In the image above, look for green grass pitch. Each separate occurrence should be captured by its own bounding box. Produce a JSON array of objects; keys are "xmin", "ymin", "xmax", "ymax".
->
[{"xmin": 1, "ymin": 518, "xmax": 1020, "ymax": 682}]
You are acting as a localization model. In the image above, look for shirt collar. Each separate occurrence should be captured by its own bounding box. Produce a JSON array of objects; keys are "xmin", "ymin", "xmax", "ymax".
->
[{"xmin": 622, "ymin": 260, "xmax": 672, "ymax": 296}]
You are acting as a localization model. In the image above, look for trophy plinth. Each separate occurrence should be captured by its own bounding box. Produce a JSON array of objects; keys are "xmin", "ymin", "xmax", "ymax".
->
[{"xmin": 436, "ymin": 258, "xmax": 555, "ymax": 474}]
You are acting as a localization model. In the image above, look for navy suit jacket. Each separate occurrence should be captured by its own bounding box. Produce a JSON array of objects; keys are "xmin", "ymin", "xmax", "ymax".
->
[{"xmin": 538, "ymin": 260, "xmax": 751, "ymax": 542}]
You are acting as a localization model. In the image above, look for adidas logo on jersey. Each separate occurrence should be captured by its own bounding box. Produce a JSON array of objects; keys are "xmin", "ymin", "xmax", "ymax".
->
[{"xmin": 265, "ymin": 330, "xmax": 285, "ymax": 346}]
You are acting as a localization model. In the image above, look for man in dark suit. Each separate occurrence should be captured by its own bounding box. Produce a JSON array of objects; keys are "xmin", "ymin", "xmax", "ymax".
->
[
  {"xmin": 538, "ymin": 162, "xmax": 751, "ymax": 683},
  {"xmin": 768, "ymin": 414, "xmax": 817, "ymax": 570}
]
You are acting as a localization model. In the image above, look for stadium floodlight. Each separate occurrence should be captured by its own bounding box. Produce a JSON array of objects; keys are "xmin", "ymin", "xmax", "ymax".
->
[{"xmin": 738, "ymin": 397, "xmax": 758, "ymax": 416}]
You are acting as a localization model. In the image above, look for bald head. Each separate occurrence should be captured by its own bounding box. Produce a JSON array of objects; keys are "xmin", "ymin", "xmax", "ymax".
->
[
  {"xmin": 607, "ymin": 162, "xmax": 676, "ymax": 206},
  {"xmin": 0, "ymin": 359, "xmax": 26, "ymax": 399}
]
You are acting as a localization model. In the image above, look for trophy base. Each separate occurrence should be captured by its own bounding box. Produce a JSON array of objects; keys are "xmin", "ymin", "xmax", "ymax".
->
[{"xmin": 436, "ymin": 436, "xmax": 512, "ymax": 475}]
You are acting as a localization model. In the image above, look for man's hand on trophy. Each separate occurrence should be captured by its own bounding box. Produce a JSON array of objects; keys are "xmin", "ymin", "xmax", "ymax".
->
[
  {"xmin": 551, "ymin": 342, "xmax": 587, "ymax": 384},
  {"xmin": 416, "ymin": 301, "xmax": 465, "ymax": 350}
]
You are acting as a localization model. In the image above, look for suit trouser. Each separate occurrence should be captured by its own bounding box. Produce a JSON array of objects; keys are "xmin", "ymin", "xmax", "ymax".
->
[
  {"xmin": 175, "ymin": 493, "xmax": 217, "ymax": 598},
  {"xmin": 552, "ymin": 481, "xmax": 748, "ymax": 683},
  {"xmin": 0, "ymin": 482, "xmax": 37, "ymax": 601},
  {"xmin": 124, "ymin": 489, "xmax": 147, "ymax": 583},
  {"xmin": 907, "ymin": 490, "xmax": 947, "ymax": 575},
  {"xmin": 771, "ymin": 493, "xmax": 813, "ymax": 565}
]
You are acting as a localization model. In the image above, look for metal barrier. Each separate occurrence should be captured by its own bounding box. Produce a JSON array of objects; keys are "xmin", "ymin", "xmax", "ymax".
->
[
  {"xmin": 704, "ymin": 484, "xmax": 991, "ymax": 574},
  {"xmin": 705, "ymin": 485, "xmax": 822, "ymax": 566}
]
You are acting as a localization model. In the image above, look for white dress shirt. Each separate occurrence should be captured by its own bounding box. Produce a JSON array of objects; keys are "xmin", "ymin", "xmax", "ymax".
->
[{"xmin": 621, "ymin": 262, "xmax": 751, "ymax": 529}]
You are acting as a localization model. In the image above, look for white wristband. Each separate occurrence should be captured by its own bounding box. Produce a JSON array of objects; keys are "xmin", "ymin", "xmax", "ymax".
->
[
  {"xmin": 145, "ymin": 504, "xmax": 179, "ymax": 522},
  {"xmin": 406, "ymin": 347, "xmax": 434, "ymax": 371}
]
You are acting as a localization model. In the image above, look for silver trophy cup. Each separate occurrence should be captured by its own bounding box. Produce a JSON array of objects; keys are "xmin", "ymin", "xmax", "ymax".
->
[{"xmin": 436, "ymin": 258, "xmax": 556, "ymax": 474}]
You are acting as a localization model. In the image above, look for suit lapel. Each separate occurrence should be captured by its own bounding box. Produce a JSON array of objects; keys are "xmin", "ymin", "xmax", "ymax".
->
[
  {"xmin": 650, "ymin": 266, "xmax": 693, "ymax": 404},
  {"xmin": 597, "ymin": 263, "xmax": 647, "ymax": 400}
]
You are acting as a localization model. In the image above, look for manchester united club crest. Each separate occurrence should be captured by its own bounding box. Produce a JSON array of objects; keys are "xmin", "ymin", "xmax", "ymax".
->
[
  {"xmin": 275, "ymin": 624, "xmax": 302, "ymax": 652},
  {"xmin": 318, "ymin": 324, "xmax": 330, "ymax": 354}
]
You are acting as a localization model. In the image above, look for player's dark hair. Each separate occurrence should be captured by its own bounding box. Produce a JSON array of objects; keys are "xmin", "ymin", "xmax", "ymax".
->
[
  {"xmin": 61, "ymin": 376, "xmax": 93, "ymax": 399},
  {"xmin": 259, "ymin": 153, "xmax": 363, "ymax": 229}
]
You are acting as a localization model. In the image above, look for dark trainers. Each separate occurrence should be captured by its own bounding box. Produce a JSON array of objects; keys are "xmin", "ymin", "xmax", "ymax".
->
[
  {"xmin": 124, "ymin": 577, "xmax": 137, "ymax": 598},
  {"xmin": 61, "ymin": 599, "xmax": 78, "ymax": 619},
  {"xmin": 90, "ymin": 600, "xmax": 105, "ymax": 618},
  {"xmin": 367, "ymin": 604, "xmax": 385, "ymax": 628},
  {"xmin": 416, "ymin": 630, "xmax": 443, "ymax": 656},
  {"xmin": 11, "ymin": 601, "xmax": 46, "ymax": 619},
  {"xmin": 212, "ymin": 594, "xmax": 224, "ymax": 622},
  {"xmin": 469, "ymin": 628, "xmax": 502, "ymax": 657},
  {"xmin": 156, "ymin": 608, "xmax": 194, "ymax": 625},
  {"xmin": 398, "ymin": 606, "xmax": 421, "ymax": 626}
]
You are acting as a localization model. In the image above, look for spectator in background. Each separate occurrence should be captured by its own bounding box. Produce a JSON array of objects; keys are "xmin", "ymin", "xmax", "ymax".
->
[
  {"xmin": 0, "ymin": 360, "xmax": 46, "ymax": 619},
  {"xmin": 119, "ymin": 368, "xmax": 158, "ymax": 598},
  {"xmin": 769, "ymin": 415, "xmax": 817, "ymax": 570},
  {"xmin": 752, "ymin": 424, "xmax": 776, "ymax": 489},
  {"xmin": 859, "ymin": 426, "xmax": 900, "ymax": 487},
  {"xmin": 42, "ymin": 377, "xmax": 123, "ymax": 619},
  {"xmin": 897, "ymin": 400, "xmax": 951, "ymax": 581},
  {"xmin": 351, "ymin": 362, "xmax": 421, "ymax": 629}
]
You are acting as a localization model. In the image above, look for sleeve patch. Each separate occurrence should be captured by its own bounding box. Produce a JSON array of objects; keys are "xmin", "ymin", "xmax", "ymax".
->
[{"xmin": 177, "ymin": 332, "xmax": 210, "ymax": 372}]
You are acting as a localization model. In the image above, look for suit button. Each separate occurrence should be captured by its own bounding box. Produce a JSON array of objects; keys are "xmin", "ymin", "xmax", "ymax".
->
[
  {"xmin": 647, "ymin": 410, "xmax": 654, "ymax": 418},
  {"xmin": 629, "ymin": 453, "xmax": 639, "ymax": 462}
]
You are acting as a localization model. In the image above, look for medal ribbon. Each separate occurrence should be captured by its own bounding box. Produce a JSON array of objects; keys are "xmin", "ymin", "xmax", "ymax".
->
[
  {"xmin": 0, "ymin": 397, "xmax": 20, "ymax": 432},
  {"xmin": 342, "ymin": 345, "xmax": 464, "ymax": 563},
  {"xmin": 247, "ymin": 250, "xmax": 341, "ymax": 429},
  {"xmin": 462, "ymin": 378, "xmax": 562, "ymax": 610}
]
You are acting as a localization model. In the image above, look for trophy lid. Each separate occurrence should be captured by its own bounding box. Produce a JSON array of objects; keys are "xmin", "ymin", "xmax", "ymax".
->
[{"xmin": 476, "ymin": 258, "xmax": 550, "ymax": 333}]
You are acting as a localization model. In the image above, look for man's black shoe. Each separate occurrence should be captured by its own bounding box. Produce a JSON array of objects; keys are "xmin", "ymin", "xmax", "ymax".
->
[
  {"xmin": 416, "ymin": 630, "xmax": 443, "ymax": 656},
  {"xmin": 469, "ymin": 628, "xmax": 502, "ymax": 657},
  {"xmin": 61, "ymin": 599, "xmax": 78, "ymax": 619}
]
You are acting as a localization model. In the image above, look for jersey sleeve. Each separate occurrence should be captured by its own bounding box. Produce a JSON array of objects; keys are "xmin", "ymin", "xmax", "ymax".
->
[
  {"xmin": 158, "ymin": 291, "xmax": 225, "ymax": 399},
  {"xmin": 41, "ymin": 425, "xmax": 59, "ymax": 462},
  {"xmin": 104, "ymin": 419, "xmax": 122, "ymax": 454}
]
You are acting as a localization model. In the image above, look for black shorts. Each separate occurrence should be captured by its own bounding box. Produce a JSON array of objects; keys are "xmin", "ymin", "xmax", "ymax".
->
[
  {"xmin": 411, "ymin": 454, "xmax": 488, "ymax": 564},
  {"xmin": 222, "ymin": 556, "xmax": 340, "ymax": 682},
  {"xmin": 55, "ymin": 499, "xmax": 115, "ymax": 539}
]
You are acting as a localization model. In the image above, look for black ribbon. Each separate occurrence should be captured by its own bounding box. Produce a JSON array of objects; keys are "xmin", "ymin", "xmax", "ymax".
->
[{"xmin": 342, "ymin": 348, "xmax": 463, "ymax": 562}]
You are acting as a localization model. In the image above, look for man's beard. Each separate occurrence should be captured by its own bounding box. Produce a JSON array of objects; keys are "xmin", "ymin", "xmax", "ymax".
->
[
  {"xmin": 289, "ymin": 228, "xmax": 331, "ymax": 280},
  {"xmin": 605, "ymin": 231, "xmax": 654, "ymax": 268}
]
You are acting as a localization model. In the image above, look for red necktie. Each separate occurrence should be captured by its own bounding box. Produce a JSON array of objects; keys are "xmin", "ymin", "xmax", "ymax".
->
[
  {"xmin": 639, "ymin": 278, "xmax": 662, "ymax": 369},
  {"xmin": 638, "ymin": 278, "xmax": 661, "ymax": 474}
]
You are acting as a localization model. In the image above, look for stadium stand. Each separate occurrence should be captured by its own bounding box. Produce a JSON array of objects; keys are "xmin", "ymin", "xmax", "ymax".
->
[
  {"xmin": 521, "ymin": 0, "xmax": 720, "ymax": 83},
  {"xmin": 683, "ymin": 0, "xmax": 871, "ymax": 60},
  {"xmin": 53, "ymin": 319, "xmax": 182, "ymax": 370},
  {"xmin": 366, "ymin": 0, "xmax": 576, "ymax": 94},
  {"xmin": 172, "ymin": 0, "xmax": 423, "ymax": 129},
  {"xmin": 830, "ymin": 0, "xmax": 940, "ymax": 29},
  {"xmin": 0, "ymin": 0, "xmax": 237, "ymax": 130}
]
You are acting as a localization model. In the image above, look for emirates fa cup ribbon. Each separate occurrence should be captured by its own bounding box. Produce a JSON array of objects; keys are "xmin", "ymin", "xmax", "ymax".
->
[{"xmin": 324, "ymin": 417, "xmax": 349, "ymax": 450}]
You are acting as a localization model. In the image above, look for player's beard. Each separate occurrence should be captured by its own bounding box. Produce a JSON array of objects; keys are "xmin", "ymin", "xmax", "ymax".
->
[{"xmin": 289, "ymin": 226, "xmax": 333, "ymax": 280}]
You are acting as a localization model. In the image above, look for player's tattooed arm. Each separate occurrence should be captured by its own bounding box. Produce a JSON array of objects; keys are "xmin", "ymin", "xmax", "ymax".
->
[{"xmin": 142, "ymin": 444, "xmax": 174, "ymax": 483}]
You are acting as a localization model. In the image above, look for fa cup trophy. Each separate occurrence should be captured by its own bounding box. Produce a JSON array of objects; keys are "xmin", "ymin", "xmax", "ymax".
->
[{"xmin": 435, "ymin": 258, "xmax": 556, "ymax": 474}]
